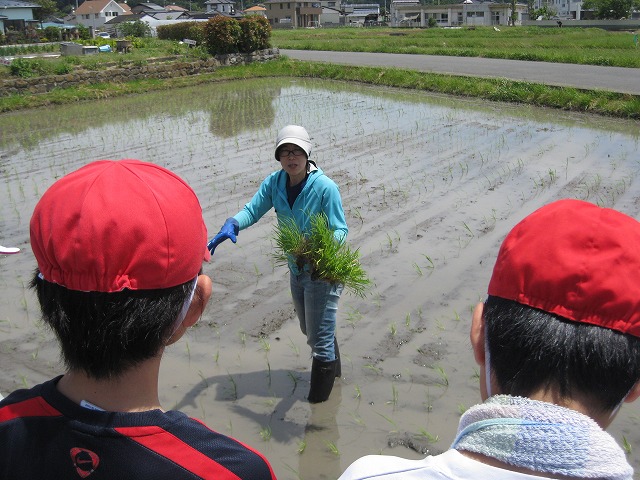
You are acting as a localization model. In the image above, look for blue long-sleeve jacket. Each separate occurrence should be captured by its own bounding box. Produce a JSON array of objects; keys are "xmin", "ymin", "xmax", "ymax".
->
[{"xmin": 234, "ymin": 164, "xmax": 348, "ymax": 275}]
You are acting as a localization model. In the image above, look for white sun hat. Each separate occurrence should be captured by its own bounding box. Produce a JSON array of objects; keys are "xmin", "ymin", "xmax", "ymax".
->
[{"xmin": 274, "ymin": 125, "xmax": 312, "ymax": 160}]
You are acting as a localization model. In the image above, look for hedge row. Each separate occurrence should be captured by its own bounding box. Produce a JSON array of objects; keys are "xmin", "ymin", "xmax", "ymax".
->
[{"xmin": 157, "ymin": 16, "xmax": 271, "ymax": 55}]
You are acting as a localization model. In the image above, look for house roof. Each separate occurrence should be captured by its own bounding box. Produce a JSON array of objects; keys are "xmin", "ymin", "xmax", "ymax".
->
[
  {"xmin": 244, "ymin": 5, "xmax": 266, "ymax": 10},
  {"xmin": 0, "ymin": 0, "xmax": 40, "ymax": 8},
  {"xmin": 76, "ymin": 0, "xmax": 121, "ymax": 14},
  {"xmin": 104, "ymin": 12, "xmax": 143, "ymax": 23},
  {"xmin": 131, "ymin": 1, "xmax": 165, "ymax": 10},
  {"xmin": 165, "ymin": 4, "xmax": 187, "ymax": 11},
  {"xmin": 204, "ymin": 0, "xmax": 235, "ymax": 5}
]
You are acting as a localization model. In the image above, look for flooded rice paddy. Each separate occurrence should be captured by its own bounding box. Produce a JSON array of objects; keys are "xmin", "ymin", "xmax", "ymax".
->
[{"xmin": 1, "ymin": 77, "xmax": 639, "ymax": 479}]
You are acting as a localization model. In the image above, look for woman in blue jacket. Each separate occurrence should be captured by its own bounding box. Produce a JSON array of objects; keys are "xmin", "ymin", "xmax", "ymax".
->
[{"xmin": 208, "ymin": 125, "xmax": 348, "ymax": 403}]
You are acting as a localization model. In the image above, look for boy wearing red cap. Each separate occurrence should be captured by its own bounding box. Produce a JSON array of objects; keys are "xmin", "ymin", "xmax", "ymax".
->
[
  {"xmin": 340, "ymin": 199, "xmax": 640, "ymax": 480},
  {"xmin": 0, "ymin": 160, "xmax": 276, "ymax": 480}
]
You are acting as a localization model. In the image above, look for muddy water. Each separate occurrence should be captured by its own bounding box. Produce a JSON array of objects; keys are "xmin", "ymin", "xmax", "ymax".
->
[{"xmin": 1, "ymin": 77, "xmax": 640, "ymax": 479}]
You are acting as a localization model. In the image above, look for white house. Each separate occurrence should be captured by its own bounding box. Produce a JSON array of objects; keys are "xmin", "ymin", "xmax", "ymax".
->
[
  {"xmin": 391, "ymin": 0, "xmax": 527, "ymax": 26},
  {"xmin": 74, "ymin": 0, "xmax": 131, "ymax": 32},
  {"xmin": 204, "ymin": 0, "xmax": 237, "ymax": 15}
]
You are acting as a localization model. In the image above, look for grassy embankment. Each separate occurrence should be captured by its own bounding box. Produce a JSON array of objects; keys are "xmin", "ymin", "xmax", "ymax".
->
[{"xmin": 1, "ymin": 27, "xmax": 639, "ymax": 118}]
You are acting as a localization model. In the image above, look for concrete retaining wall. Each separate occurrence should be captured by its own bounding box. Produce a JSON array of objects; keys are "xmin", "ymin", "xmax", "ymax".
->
[{"xmin": 0, "ymin": 48, "xmax": 280, "ymax": 96}]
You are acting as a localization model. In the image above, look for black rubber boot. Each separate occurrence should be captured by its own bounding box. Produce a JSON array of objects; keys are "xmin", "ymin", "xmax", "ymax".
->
[
  {"xmin": 334, "ymin": 337, "xmax": 341, "ymax": 378},
  {"xmin": 308, "ymin": 357, "xmax": 337, "ymax": 404}
]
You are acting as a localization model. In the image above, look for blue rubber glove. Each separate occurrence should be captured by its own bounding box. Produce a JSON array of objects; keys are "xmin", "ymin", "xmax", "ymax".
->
[{"xmin": 207, "ymin": 217, "xmax": 240, "ymax": 254}]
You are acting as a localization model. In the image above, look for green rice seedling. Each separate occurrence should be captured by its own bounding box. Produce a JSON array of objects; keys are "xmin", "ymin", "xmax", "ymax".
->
[
  {"xmin": 412, "ymin": 262, "xmax": 423, "ymax": 276},
  {"xmin": 185, "ymin": 341, "xmax": 191, "ymax": 363},
  {"xmin": 365, "ymin": 364, "xmax": 382, "ymax": 375},
  {"xmin": 239, "ymin": 329, "xmax": 246, "ymax": 346},
  {"xmin": 389, "ymin": 321, "xmax": 397, "ymax": 337},
  {"xmin": 421, "ymin": 255, "xmax": 435, "ymax": 270},
  {"xmin": 259, "ymin": 337, "xmax": 271, "ymax": 353},
  {"xmin": 297, "ymin": 440, "xmax": 307, "ymax": 454},
  {"xmin": 433, "ymin": 365, "xmax": 449, "ymax": 387},
  {"xmin": 350, "ymin": 412, "xmax": 366, "ymax": 426},
  {"xmin": 197, "ymin": 370, "xmax": 209, "ymax": 387},
  {"xmin": 287, "ymin": 336, "xmax": 300, "ymax": 356},
  {"xmin": 326, "ymin": 441, "xmax": 340, "ymax": 456},
  {"xmin": 345, "ymin": 306, "xmax": 363, "ymax": 328},
  {"xmin": 417, "ymin": 429, "xmax": 439, "ymax": 443},
  {"xmin": 272, "ymin": 213, "xmax": 370, "ymax": 297},
  {"xmin": 622, "ymin": 436, "xmax": 631, "ymax": 454},
  {"xmin": 458, "ymin": 403, "xmax": 468, "ymax": 415},
  {"xmin": 388, "ymin": 384, "xmax": 398, "ymax": 406},
  {"xmin": 354, "ymin": 384, "xmax": 362, "ymax": 399},
  {"xmin": 259, "ymin": 425, "xmax": 272, "ymax": 441},
  {"xmin": 226, "ymin": 373, "xmax": 238, "ymax": 400},
  {"xmin": 287, "ymin": 371, "xmax": 300, "ymax": 390},
  {"xmin": 405, "ymin": 313, "xmax": 411, "ymax": 328},
  {"xmin": 375, "ymin": 411, "xmax": 398, "ymax": 430}
]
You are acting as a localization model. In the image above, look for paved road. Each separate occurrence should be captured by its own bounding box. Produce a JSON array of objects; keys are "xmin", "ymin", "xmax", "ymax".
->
[{"xmin": 281, "ymin": 49, "xmax": 640, "ymax": 95}]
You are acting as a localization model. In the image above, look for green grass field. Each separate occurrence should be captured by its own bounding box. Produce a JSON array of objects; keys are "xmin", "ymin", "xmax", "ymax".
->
[{"xmin": 272, "ymin": 26, "xmax": 640, "ymax": 68}]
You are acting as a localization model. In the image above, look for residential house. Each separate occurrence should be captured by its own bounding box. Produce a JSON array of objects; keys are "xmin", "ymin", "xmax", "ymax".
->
[
  {"xmin": 204, "ymin": 0, "xmax": 236, "ymax": 14},
  {"xmin": 343, "ymin": 2, "xmax": 379, "ymax": 24},
  {"xmin": 319, "ymin": 6, "xmax": 341, "ymax": 24},
  {"xmin": 0, "ymin": 0, "xmax": 40, "ymax": 36},
  {"xmin": 390, "ymin": 0, "xmax": 527, "ymax": 26},
  {"xmin": 130, "ymin": 1, "xmax": 164, "ymax": 14},
  {"xmin": 74, "ymin": 0, "xmax": 131, "ymax": 32},
  {"xmin": 264, "ymin": 0, "xmax": 322, "ymax": 27},
  {"xmin": 104, "ymin": 10, "xmax": 215, "ymax": 35},
  {"xmin": 244, "ymin": 4, "xmax": 267, "ymax": 16},
  {"xmin": 529, "ymin": 0, "xmax": 583, "ymax": 19}
]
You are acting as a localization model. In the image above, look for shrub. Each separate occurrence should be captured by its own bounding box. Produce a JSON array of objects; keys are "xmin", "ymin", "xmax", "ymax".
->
[
  {"xmin": 157, "ymin": 21, "xmax": 205, "ymax": 44},
  {"xmin": 9, "ymin": 58, "xmax": 51, "ymax": 77},
  {"xmin": 118, "ymin": 20, "xmax": 152, "ymax": 38},
  {"xmin": 43, "ymin": 26, "xmax": 62, "ymax": 41},
  {"xmin": 203, "ymin": 16, "xmax": 242, "ymax": 54},
  {"xmin": 238, "ymin": 15, "xmax": 271, "ymax": 53},
  {"xmin": 428, "ymin": 17, "xmax": 437, "ymax": 28}
]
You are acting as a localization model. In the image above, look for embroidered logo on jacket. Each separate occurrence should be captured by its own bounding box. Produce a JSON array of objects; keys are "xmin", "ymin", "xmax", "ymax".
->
[{"xmin": 70, "ymin": 448, "xmax": 100, "ymax": 478}]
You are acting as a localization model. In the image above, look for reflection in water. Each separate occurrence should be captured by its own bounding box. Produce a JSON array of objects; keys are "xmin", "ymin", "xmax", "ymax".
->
[{"xmin": 208, "ymin": 85, "xmax": 281, "ymax": 138}]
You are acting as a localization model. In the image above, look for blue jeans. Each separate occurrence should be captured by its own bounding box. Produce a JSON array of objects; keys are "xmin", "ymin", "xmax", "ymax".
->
[{"xmin": 290, "ymin": 272, "xmax": 343, "ymax": 362}]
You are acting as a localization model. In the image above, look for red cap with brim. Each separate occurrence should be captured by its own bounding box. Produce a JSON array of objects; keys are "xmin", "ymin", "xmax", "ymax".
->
[
  {"xmin": 30, "ymin": 160, "xmax": 210, "ymax": 292},
  {"xmin": 488, "ymin": 199, "xmax": 640, "ymax": 338}
]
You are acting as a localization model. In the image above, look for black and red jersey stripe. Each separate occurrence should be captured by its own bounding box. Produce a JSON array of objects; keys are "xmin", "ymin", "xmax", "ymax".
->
[{"xmin": 0, "ymin": 376, "xmax": 276, "ymax": 479}]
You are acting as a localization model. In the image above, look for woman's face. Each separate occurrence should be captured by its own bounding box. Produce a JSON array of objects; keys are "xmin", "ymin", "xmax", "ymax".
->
[{"xmin": 277, "ymin": 143, "xmax": 308, "ymax": 182}]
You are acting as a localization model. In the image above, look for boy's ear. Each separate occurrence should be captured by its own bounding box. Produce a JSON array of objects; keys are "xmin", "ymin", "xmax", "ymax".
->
[
  {"xmin": 166, "ymin": 274, "xmax": 212, "ymax": 345},
  {"xmin": 470, "ymin": 302, "xmax": 485, "ymax": 366},
  {"xmin": 182, "ymin": 274, "xmax": 212, "ymax": 329},
  {"xmin": 624, "ymin": 381, "xmax": 640, "ymax": 404}
]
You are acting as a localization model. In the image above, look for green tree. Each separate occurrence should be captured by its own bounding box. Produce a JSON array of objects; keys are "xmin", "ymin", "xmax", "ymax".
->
[
  {"xmin": 34, "ymin": 0, "xmax": 59, "ymax": 20},
  {"xmin": 118, "ymin": 20, "xmax": 152, "ymax": 37},
  {"xmin": 582, "ymin": 0, "xmax": 640, "ymax": 18}
]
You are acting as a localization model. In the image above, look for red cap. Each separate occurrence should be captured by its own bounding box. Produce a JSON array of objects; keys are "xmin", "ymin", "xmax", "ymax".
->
[
  {"xmin": 30, "ymin": 160, "xmax": 210, "ymax": 292},
  {"xmin": 488, "ymin": 199, "xmax": 640, "ymax": 338}
]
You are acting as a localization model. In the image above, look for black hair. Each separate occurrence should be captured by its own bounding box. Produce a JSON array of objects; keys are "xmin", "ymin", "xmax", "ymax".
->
[
  {"xmin": 484, "ymin": 295, "xmax": 640, "ymax": 413},
  {"xmin": 30, "ymin": 270, "xmax": 195, "ymax": 380}
]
